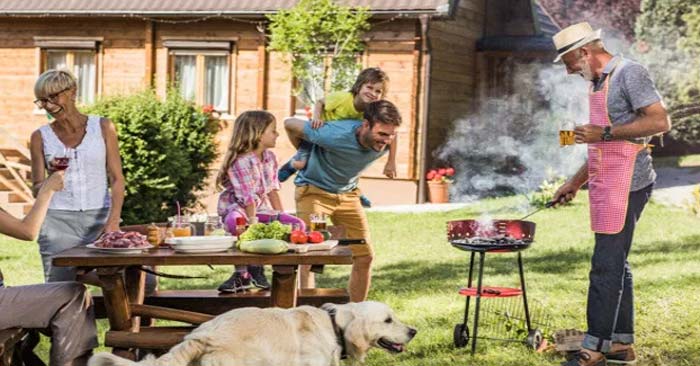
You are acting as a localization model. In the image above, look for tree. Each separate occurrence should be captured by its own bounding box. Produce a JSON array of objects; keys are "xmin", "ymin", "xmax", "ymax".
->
[
  {"xmin": 538, "ymin": 0, "xmax": 641, "ymax": 41},
  {"xmin": 634, "ymin": 0, "xmax": 700, "ymax": 145},
  {"xmin": 266, "ymin": 0, "xmax": 370, "ymax": 106}
]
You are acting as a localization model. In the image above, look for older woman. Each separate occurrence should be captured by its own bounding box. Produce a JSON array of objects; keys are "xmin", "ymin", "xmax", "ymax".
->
[{"xmin": 29, "ymin": 69, "xmax": 125, "ymax": 282}]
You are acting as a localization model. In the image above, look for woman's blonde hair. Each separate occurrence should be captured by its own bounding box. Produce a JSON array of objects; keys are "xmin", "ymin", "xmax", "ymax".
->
[
  {"xmin": 216, "ymin": 110, "xmax": 276, "ymax": 188},
  {"xmin": 34, "ymin": 69, "xmax": 77, "ymax": 98}
]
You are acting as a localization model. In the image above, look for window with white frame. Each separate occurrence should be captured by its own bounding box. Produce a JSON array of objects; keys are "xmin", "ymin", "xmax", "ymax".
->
[
  {"xmin": 166, "ymin": 40, "xmax": 232, "ymax": 112},
  {"xmin": 34, "ymin": 37, "xmax": 101, "ymax": 105}
]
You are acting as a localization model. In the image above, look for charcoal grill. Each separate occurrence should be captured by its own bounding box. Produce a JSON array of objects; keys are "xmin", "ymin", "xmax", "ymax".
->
[{"xmin": 447, "ymin": 219, "xmax": 543, "ymax": 353}]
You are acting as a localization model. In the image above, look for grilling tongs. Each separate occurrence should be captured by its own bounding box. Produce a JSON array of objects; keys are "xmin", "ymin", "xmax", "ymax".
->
[{"xmin": 519, "ymin": 200, "xmax": 557, "ymax": 221}]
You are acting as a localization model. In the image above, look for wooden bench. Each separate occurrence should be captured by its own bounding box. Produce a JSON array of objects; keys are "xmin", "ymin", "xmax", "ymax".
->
[
  {"xmin": 0, "ymin": 328, "xmax": 25, "ymax": 366},
  {"xmin": 0, "ymin": 328, "xmax": 26, "ymax": 366},
  {"xmin": 92, "ymin": 288, "xmax": 350, "ymax": 318},
  {"xmin": 93, "ymin": 288, "xmax": 349, "ymax": 351},
  {"xmin": 0, "ymin": 328, "xmax": 44, "ymax": 366}
]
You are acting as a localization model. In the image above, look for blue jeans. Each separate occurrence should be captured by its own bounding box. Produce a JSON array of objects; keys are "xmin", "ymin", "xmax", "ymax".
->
[
  {"xmin": 582, "ymin": 183, "xmax": 653, "ymax": 352},
  {"xmin": 38, "ymin": 208, "xmax": 110, "ymax": 282},
  {"xmin": 291, "ymin": 140, "xmax": 312, "ymax": 164}
]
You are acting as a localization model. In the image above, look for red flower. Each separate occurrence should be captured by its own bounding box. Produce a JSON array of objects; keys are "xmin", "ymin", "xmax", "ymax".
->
[
  {"xmin": 445, "ymin": 167, "xmax": 455, "ymax": 176},
  {"xmin": 426, "ymin": 170, "xmax": 436, "ymax": 180},
  {"xmin": 438, "ymin": 168, "xmax": 447, "ymax": 176},
  {"xmin": 202, "ymin": 105, "xmax": 215, "ymax": 114},
  {"xmin": 433, "ymin": 174, "xmax": 444, "ymax": 181}
]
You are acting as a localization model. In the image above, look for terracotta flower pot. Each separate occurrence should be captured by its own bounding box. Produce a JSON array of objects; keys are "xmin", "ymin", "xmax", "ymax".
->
[{"xmin": 427, "ymin": 180, "xmax": 450, "ymax": 203}]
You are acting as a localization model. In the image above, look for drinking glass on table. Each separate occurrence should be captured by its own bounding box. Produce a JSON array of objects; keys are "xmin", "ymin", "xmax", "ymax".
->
[
  {"xmin": 204, "ymin": 216, "xmax": 225, "ymax": 236},
  {"xmin": 168, "ymin": 216, "xmax": 195, "ymax": 237},
  {"xmin": 309, "ymin": 213, "xmax": 327, "ymax": 231}
]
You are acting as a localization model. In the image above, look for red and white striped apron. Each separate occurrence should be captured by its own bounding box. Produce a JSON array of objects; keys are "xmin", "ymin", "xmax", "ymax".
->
[{"xmin": 587, "ymin": 63, "xmax": 645, "ymax": 234}]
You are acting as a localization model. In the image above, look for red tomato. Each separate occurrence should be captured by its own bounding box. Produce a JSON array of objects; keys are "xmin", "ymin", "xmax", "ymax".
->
[
  {"xmin": 290, "ymin": 230, "xmax": 308, "ymax": 244},
  {"xmin": 308, "ymin": 231, "xmax": 324, "ymax": 244}
]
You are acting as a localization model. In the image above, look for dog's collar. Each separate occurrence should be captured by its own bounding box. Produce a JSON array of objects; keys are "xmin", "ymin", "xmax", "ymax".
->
[{"xmin": 325, "ymin": 307, "xmax": 348, "ymax": 360}]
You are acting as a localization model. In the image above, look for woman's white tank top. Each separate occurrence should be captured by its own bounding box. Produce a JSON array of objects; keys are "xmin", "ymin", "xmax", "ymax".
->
[{"xmin": 39, "ymin": 116, "xmax": 111, "ymax": 211}]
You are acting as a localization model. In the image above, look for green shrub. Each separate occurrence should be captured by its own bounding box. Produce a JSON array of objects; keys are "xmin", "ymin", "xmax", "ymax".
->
[
  {"xmin": 83, "ymin": 89, "xmax": 218, "ymax": 224},
  {"xmin": 526, "ymin": 175, "xmax": 568, "ymax": 208}
]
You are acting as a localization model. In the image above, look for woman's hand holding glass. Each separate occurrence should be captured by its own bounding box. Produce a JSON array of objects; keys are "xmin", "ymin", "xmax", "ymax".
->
[{"xmin": 40, "ymin": 171, "xmax": 65, "ymax": 194}]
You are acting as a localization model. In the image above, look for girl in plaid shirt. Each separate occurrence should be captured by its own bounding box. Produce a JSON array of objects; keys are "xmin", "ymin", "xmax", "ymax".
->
[{"xmin": 216, "ymin": 110, "xmax": 305, "ymax": 293}]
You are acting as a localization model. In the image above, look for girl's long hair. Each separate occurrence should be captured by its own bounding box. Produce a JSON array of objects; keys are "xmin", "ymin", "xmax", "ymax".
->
[{"xmin": 216, "ymin": 110, "xmax": 276, "ymax": 189}]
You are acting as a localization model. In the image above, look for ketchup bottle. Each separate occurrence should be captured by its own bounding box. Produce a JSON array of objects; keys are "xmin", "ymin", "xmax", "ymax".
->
[{"xmin": 235, "ymin": 216, "xmax": 248, "ymax": 236}]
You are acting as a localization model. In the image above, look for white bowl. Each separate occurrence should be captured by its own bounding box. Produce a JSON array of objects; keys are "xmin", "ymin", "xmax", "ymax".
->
[{"xmin": 165, "ymin": 236, "xmax": 237, "ymax": 247}]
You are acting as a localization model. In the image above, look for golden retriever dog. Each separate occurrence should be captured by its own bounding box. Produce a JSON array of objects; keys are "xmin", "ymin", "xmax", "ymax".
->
[{"xmin": 89, "ymin": 301, "xmax": 417, "ymax": 366}]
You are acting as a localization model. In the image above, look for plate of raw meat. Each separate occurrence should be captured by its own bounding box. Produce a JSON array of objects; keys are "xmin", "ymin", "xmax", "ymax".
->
[{"xmin": 87, "ymin": 231, "xmax": 153, "ymax": 254}]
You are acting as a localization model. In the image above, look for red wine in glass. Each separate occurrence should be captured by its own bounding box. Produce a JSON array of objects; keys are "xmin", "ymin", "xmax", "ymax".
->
[{"xmin": 53, "ymin": 157, "xmax": 70, "ymax": 170}]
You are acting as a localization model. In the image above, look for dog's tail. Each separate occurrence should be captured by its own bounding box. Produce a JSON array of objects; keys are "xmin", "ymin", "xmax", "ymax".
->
[{"xmin": 88, "ymin": 339, "xmax": 207, "ymax": 366}]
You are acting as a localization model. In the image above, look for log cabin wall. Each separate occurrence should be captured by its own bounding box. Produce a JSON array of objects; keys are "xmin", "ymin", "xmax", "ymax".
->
[
  {"xmin": 0, "ymin": 16, "xmax": 427, "ymax": 208},
  {"xmin": 425, "ymin": 0, "xmax": 486, "ymax": 171}
]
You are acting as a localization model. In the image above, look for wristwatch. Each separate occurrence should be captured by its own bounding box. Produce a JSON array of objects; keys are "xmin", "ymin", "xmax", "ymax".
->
[{"xmin": 601, "ymin": 126, "xmax": 613, "ymax": 142}]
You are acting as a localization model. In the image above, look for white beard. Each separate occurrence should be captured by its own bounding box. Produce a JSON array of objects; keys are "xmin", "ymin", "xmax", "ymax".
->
[{"xmin": 578, "ymin": 59, "xmax": 595, "ymax": 81}]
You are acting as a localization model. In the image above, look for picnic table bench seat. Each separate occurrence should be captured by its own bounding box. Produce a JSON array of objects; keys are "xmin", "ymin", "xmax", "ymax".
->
[
  {"xmin": 91, "ymin": 288, "xmax": 350, "ymax": 318},
  {"xmin": 0, "ymin": 328, "xmax": 41, "ymax": 366},
  {"xmin": 0, "ymin": 328, "xmax": 25, "ymax": 366}
]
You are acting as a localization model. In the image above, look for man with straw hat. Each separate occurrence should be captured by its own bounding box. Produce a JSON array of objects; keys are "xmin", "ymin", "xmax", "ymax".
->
[{"xmin": 550, "ymin": 22, "xmax": 671, "ymax": 366}]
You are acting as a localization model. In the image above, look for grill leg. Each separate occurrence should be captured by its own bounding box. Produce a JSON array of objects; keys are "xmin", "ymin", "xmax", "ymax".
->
[
  {"xmin": 462, "ymin": 251, "xmax": 476, "ymax": 326},
  {"xmin": 471, "ymin": 251, "xmax": 486, "ymax": 355},
  {"xmin": 518, "ymin": 252, "xmax": 533, "ymax": 331}
]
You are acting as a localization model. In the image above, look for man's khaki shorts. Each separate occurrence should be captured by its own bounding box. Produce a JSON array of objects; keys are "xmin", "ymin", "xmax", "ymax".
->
[{"xmin": 295, "ymin": 185, "xmax": 373, "ymax": 258}]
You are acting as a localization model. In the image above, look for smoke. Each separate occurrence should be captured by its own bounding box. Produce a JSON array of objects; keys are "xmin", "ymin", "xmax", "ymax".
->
[{"xmin": 436, "ymin": 62, "xmax": 590, "ymax": 203}]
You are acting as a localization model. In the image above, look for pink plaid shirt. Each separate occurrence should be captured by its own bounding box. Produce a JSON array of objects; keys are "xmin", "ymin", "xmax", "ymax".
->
[{"xmin": 217, "ymin": 150, "xmax": 280, "ymax": 217}]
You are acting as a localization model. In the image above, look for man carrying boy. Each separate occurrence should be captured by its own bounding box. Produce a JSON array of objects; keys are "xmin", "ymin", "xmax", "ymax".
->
[{"xmin": 284, "ymin": 100, "xmax": 402, "ymax": 302}]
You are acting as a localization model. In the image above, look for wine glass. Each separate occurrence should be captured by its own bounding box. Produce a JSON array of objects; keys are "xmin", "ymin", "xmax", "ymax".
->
[{"xmin": 52, "ymin": 147, "xmax": 72, "ymax": 171}]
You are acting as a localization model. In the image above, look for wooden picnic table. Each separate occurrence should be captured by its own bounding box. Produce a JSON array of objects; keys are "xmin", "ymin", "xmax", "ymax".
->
[{"xmin": 52, "ymin": 245, "xmax": 353, "ymax": 359}]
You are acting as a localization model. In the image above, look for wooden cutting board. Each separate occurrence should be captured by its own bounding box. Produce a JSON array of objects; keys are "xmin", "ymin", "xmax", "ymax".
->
[{"xmin": 287, "ymin": 240, "xmax": 339, "ymax": 253}]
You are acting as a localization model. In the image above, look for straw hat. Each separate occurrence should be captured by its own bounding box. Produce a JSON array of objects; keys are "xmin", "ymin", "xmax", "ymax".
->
[{"xmin": 552, "ymin": 22, "xmax": 602, "ymax": 62}]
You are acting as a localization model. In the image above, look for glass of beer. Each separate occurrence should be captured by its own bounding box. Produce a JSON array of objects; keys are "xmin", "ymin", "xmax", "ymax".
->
[
  {"xmin": 559, "ymin": 121, "xmax": 576, "ymax": 146},
  {"xmin": 309, "ymin": 213, "xmax": 327, "ymax": 231}
]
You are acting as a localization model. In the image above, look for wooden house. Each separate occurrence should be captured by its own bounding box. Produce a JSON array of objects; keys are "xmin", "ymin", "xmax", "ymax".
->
[{"xmin": 0, "ymin": 0, "xmax": 557, "ymax": 215}]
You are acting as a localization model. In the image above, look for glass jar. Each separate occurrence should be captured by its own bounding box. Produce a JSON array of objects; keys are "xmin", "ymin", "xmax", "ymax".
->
[{"xmin": 205, "ymin": 215, "xmax": 226, "ymax": 236}]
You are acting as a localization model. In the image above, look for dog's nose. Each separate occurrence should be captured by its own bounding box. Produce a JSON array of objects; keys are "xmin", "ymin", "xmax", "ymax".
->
[{"xmin": 407, "ymin": 328, "xmax": 417, "ymax": 338}]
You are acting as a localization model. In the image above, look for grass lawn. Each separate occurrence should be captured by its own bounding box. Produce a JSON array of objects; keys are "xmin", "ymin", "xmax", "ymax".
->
[
  {"xmin": 654, "ymin": 153, "xmax": 700, "ymax": 168},
  {"xmin": 1, "ymin": 193, "xmax": 699, "ymax": 365}
]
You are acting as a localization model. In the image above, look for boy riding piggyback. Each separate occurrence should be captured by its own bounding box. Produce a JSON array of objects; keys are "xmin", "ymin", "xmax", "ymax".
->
[{"xmin": 278, "ymin": 67, "xmax": 396, "ymax": 207}]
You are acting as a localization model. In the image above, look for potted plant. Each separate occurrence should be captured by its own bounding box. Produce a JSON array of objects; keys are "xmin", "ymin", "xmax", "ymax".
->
[{"xmin": 426, "ymin": 167, "xmax": 455, "ymax": 203}]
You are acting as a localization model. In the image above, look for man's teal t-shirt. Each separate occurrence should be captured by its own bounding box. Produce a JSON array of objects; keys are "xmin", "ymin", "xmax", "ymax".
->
[{"xmin": 294, "ymin": 120, "xmax": 387, "ymax": 193}]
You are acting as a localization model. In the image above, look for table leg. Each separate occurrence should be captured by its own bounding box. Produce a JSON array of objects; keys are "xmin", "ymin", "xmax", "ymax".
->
[
  {"xmin": 271, "ymin": 265, "xmax": 298, "ymax": 308},
  {"xmin": 96, "ymin": 267, "xmax": 136, "ymax": 360},
  {"xmin": 125, "ymin": 266, "xmax": 146, "ymax": 330}
]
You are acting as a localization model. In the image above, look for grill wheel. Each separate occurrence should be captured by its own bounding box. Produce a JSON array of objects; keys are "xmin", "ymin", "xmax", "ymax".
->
[{"xmin": 453, "ymin": 323, "xmax": 469, "ymax": 348}]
